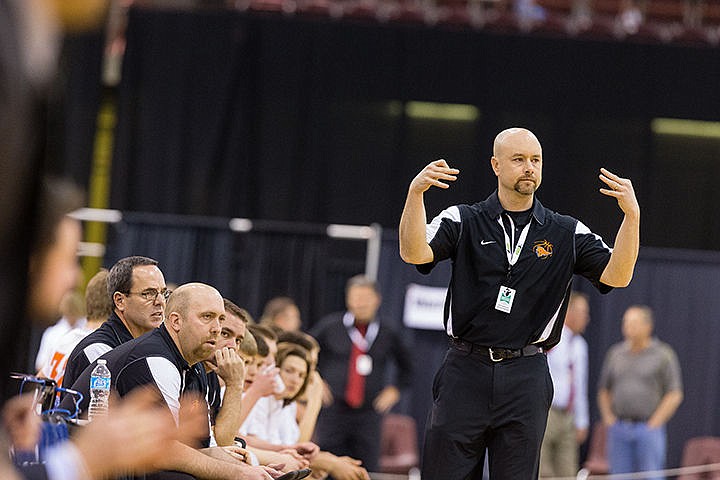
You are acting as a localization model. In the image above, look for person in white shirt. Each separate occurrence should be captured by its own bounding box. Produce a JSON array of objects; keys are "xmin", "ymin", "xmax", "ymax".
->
[
  {"xmin": 540, "ymin": 291, "xmax": 591, "ymax": 478},
  {"xmin": 241, "ymin": 343, "xmax": 371, "ymax": 480},
  {"xmin": 34, "ymin": 291, "xmax": 86, "ymax": 371},
  {"xmin": 38, "ymin": 269, "xmax": 111, "ymax": 385},
  {"xmin": 241, "ymin": 344, "xmax": 317, "ymax": 453}
]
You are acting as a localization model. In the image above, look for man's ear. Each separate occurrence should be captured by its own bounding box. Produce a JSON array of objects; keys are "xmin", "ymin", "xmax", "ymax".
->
[
  {"xmin": 166, "ymin": 311, "xmax": 182, "ymax": 332},
  {"xmin": 490, "ymin": 156, "xmax": 500, "ymax": 176},
  {"xmin": 113, "ymin": 291, "xmax": 125, "ymax": 312}
]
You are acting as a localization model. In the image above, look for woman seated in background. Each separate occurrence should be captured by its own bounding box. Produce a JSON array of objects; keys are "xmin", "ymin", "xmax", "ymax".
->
[{"xmin": 241, "ymin": 344, "xmax": 370, "ymax": 480}]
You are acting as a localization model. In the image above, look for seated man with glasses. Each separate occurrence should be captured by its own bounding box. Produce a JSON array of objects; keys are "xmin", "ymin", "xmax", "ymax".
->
[{"xmin": 61, "ymin": 255, "xmax": 169, "ymax": 391}]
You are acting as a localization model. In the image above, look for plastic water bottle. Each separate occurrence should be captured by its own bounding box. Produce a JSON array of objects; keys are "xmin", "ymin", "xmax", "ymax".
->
[{"xmin": 88, "ymin": 359, "xmax": 111, "ymax": 421}]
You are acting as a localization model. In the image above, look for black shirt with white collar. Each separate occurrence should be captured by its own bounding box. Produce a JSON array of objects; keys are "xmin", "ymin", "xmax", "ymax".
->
[
  {"xmin": 62, "ymin": 325, "xmax": 211, "ymax": 446},
  {"xmin": 61, "ymin": 311, "xmax": 133, "ymax": 391},
  {"xmin": 419, "ymin": 191, "xmax": 612, "ymax": 350}
]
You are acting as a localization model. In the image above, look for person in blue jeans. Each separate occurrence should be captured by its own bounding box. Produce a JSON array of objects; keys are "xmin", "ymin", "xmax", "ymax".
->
[{"xmin": 598, "ymin": 305, "xmax": 683, "ymax": 480}]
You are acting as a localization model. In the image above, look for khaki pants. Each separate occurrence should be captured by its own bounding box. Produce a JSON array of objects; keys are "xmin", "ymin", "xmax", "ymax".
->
[{"xmin": 539, "ymin": 408, "xmax": 579, "ymax": 478}]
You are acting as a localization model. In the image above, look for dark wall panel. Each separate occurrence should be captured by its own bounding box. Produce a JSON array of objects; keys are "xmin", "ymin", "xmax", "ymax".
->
[{"xmin": 111, "ymin": 8, "xmax": 720, "ymax": 250}]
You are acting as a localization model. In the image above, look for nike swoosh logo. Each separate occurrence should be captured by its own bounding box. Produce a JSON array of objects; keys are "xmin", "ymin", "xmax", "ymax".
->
[{"xmin": 481, "ymin": 240, "xmax": 496, "ymax": 245}]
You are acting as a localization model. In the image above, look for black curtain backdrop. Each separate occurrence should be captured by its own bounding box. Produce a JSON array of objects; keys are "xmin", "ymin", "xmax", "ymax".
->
[
  {"xmin": 103, "ymin": 214, "xmax": 367, "ymax": 329},
  {"xmin": 48, "ymin": 30, "xmax": 105, "ymax": 186},
  {"xmin": 110, "ymin": 7, "xmax": 720, "ymax": 251}
]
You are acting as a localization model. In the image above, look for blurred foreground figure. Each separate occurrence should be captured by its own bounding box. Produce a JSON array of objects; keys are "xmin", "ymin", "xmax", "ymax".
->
[{"xmin": 0, "ymin": 0, "xmax": 109, "ymax": 401}]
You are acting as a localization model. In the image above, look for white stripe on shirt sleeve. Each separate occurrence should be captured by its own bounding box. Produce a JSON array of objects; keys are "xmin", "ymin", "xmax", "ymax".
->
[
  {"xmin": 575, "ymin": 220, "xmax": 612, "ymax": 252},
  {"xmin": 147, "ymin": 356, "xmax": 182, "ymax": 424},
  {"xmin": 426, "ymin": 205, "xmax": 461, "ymax": 243},
  {"xmin": 83, "ymin": 343, "xmax": 113, "ymax": 364}
]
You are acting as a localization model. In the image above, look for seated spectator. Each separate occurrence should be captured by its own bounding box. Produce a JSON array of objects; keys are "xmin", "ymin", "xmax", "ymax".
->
[
  {"xmin": 260, "ymin": 297, "xmax": 302, "ymax": 332},
  {"xmin": 277, "ymin": 330, "xmax": 325, "ymax": 442},
  {"xmin": 201, "ymin": 298, "xmax": 249, "ymax": 448},
  {"xmin": 241, "ymin": 327, "xmax": 283, "ymax": 421},
  {"xmin": 61, "ymin": 255, "xmax": 169, "ymax": 391},
  {"xmin": 231, "ymin": 330, "xmax": 311, "ymax": 472},
  {"xmin": 242, "ymin": 344, "xmax": 314, "ymax": 449},
  {"xmin": 514, "ymin": 0, "xmax": 547, "ymax": 22},
  {"xmin": 277, "ymin": 331, "xmax": 319, "ymax": 365},
  {"xmin": 241, "ymin": 344, "xmax": 370, "ymax": 480},
  {"xmin": 39, "ymin": 269, "xmax": 112, "ymax": 385},
  {"xmin": 34, "ymin": 291, "xmax": 87, "ymax": 371},
  {"xmin": 249, "ymin": 324, "xmax": 279, "ymax": 360},
  {"xmin": 63, "ymin": 283, "xmax": 282, "ymax": 480}
]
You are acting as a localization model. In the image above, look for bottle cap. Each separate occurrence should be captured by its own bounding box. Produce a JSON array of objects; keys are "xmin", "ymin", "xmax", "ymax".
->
[{"xmin": 97, "ymin": 359, "xmax": 107, "ymax": 365}]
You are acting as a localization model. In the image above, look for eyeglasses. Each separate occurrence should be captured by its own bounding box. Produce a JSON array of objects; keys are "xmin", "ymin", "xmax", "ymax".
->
[{"xmin": 126, "ymin": 288, "xmax": 171, "ymax": 301}]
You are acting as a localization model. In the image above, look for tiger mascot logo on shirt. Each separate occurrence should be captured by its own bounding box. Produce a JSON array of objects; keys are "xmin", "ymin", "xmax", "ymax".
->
[{"xmin": 533, "ymin": 239, "xmax": 553, "ymax": 259}]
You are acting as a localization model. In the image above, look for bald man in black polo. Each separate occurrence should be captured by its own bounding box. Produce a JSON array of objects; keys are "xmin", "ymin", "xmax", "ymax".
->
[{"xmin": 399, "ymin": 128, "xmax": 640, "ymax": 479}]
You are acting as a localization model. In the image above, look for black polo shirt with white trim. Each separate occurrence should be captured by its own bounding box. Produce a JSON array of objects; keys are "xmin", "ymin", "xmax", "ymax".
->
[
  {"xmin": 61, "ymin": 311, "xmax": 133, "ymax": 391},
  {"xmin": 62, "ymin": 325, "xmax": 211, "ymax": 446},
  {"xmin": 419, "ymin": 191, "xmax": 612, "ymax": 350}
]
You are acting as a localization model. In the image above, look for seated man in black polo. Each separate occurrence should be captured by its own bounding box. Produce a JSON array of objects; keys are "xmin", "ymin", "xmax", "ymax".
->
[
  {"xmin": 61, "ymin": 255, "xmax": 168, "ymax": 391},
  {"xmin": 63, "ymin": 283, "xmax": 282, "ymax": 480}
]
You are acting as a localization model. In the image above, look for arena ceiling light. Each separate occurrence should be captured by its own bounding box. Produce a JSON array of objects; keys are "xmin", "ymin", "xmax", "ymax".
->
[
  {"xmin": 652, "ymin": 118, "xmax": 720, "ymax": 138},
  {"xmin": 404, "ymin": 101, "xmax": 479, "ymax": 122}
]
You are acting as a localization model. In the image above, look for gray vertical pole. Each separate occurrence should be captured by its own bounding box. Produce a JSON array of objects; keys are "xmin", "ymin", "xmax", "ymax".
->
[{"xmin": 365, "ymin": 223, "xmax": 383, "ymax": 281}]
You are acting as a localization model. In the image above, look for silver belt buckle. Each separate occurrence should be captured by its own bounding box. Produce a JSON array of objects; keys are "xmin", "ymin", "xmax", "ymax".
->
[{"xmin": 488, "ymin": 347, "xmax": 504, "ymax": 362}]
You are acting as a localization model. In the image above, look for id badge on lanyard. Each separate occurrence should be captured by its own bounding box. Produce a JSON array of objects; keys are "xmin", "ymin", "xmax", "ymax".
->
[
  {"xmin": 344, "ymin": 313, "xmax": 379, "ymax": 376},
  {"xmin": 495, "ymin": 215, "xmax": 531, "ymax": 314}
]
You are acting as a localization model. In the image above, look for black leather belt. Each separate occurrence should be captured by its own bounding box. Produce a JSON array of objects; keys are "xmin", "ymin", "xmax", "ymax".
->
[
  {"xmin": 451, "ymin": 338, "xmax": 544, "ymax": 362},
  {"xmin": 618, "ymin": 416, "xmax": 648, "ymax": 423}
]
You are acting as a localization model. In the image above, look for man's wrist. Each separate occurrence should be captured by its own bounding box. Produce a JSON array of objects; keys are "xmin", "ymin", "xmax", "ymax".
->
[{"xmin": 222, "ymin": 379, "xmax": 244, "ymax": 389}]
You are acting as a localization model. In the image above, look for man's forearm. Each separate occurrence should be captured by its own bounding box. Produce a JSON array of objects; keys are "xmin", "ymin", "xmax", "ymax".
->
[
  {"xmin": 154, "ymin": 441, "xmax": 245, "ymax": 480},
  {"xmin": 399, "ymin": 190, "xmax": 433, "ymax": 264},
  {"xmin": 597, "ymin": 389, "xmax": 616, "ymax": 425},
  {"xmin": 298, "ymin": 389, "xmax": 322, "ymax": 443},
  {"xmin": 214, "ymin": 385, "xmax": 244, "ymax": 446},
  {"xmin": 600, "ymin": 212, "xmax": 640, "ymax": 287},
  {"xmin": 648, "ymin": 390, "xmax": 683, "ymax": 428}
]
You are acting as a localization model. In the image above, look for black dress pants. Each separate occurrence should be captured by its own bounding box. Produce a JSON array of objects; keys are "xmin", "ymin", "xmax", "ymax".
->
[{"xmin": 422, "ymin": 344, "xmax": 553, "ymax": 480}]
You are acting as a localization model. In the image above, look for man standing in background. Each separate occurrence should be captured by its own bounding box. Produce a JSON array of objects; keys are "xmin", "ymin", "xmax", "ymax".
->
[
  {"xmin": 311, "ymin": 275, "xmax": 413, "ymax": 473},
  {"xmin": 598, "ymin": 305, "xmax": 683, "ymax": 479},
  {"xmin": 540, "ymin": 291, "xmax": 591, "ymax": 477}
]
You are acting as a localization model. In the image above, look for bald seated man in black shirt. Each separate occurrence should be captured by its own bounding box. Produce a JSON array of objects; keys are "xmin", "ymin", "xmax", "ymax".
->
[{"xmin": 64, "ymin": 283, "xmax": 284, "ymax": 480}]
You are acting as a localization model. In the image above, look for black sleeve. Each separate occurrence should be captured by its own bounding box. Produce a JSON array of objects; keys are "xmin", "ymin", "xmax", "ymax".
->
[
  {"xmin": 60, "ymin": 348, "xmax": 89, "ymax": 392},
  {"xmin": 59, "ymin": 361, "xmax": 95, "ymax": 417},
  {"xmin": 417, "ymin": 205, "xmax": 462, "ymax": 274},
  {"xmin": 573, "ymin": 220, "xmax": 613, "ymax": 293}
]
